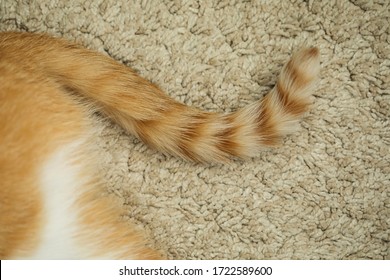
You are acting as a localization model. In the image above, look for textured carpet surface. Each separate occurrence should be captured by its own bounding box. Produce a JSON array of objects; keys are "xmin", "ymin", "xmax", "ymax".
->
[{"xmin": 1, "ymin": 0, "xmax": 388, "ymax": 259}]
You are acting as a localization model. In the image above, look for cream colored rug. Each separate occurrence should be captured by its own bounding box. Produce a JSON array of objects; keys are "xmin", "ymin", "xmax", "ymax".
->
[{"xmin": 1, "ymin": 0, "xmax": 388, "ymax": 259}]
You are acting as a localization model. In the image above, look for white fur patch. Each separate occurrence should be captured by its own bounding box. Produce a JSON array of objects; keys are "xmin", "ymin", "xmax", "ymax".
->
[{"xmin": 28, "ymin": 140, "xmax": 89, "ymax": 259}]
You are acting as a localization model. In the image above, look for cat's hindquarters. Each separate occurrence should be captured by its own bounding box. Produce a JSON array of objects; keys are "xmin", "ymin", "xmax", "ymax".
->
[
  {"xmin": 0, "ymin": 31, "xmax": 319, "ymax": 259},
  {"xmin": 0, "ymin": 61, "xmax": 161, "ymax": 259}
]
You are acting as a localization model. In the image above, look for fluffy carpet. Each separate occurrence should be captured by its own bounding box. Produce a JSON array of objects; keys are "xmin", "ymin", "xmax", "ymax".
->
[{"xmin": 1, "ymin": 0, "xmax": 388, "ymax": 259}]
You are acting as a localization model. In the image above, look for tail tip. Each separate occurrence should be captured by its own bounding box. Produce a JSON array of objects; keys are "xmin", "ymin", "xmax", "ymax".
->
[
  {"xmin": 291, "ymin": 47, "xmax": 320, "ymax": 80},
  {"xmin": 306, "ymin": 47, "xmax": 320, "ymax": 57}
]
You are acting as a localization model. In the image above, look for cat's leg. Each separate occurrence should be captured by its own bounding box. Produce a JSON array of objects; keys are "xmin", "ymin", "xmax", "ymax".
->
[{"xmin": 30, "ymin": 139, "xmax": 162, "ymax": 259}]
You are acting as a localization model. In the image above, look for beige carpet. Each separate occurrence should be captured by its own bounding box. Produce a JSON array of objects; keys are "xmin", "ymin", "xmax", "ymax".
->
[{"xmin": 1, "ymin": 0, "xmax": 388, "ymax": 259}]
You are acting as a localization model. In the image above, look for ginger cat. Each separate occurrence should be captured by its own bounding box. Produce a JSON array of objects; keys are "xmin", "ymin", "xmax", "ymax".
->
[{"xmin": 0, "ymin": 32, "xmax": 319, "ymax": 259}]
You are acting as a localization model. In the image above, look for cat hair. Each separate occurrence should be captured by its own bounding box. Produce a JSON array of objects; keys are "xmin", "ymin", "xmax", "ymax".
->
[{"xmin": 0, "ymin": 32, "xmax": 319, "ymax": 259}]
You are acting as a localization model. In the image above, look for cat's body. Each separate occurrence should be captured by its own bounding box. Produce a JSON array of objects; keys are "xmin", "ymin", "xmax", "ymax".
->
[{"xmin": 0, "ymin": 32, "xmax": 319, "ymax": 259}]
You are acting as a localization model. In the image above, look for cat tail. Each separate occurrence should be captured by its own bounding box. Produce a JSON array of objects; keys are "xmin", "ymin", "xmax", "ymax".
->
[
  {"xmin": 105, "ymin": 47, "xmax": 320, "ymax": 162},
  {"xmin": 2, "ymin": 32, "xmax": 320, "ymax": 162},
  {"xmin": 133, "ymin": 47, "xmax": 320, "ymax": 162}
]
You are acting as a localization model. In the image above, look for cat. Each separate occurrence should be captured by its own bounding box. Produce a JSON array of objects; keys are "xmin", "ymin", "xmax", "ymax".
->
[{"xmin": 0, "ymin": 31, "xmax": 319, "ymax": 259}]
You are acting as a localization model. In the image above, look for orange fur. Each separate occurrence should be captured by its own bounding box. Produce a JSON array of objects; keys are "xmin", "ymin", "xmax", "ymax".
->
[{"xmin": 0, "ymin": 32, "xmax": 319, "ymax": 259}]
